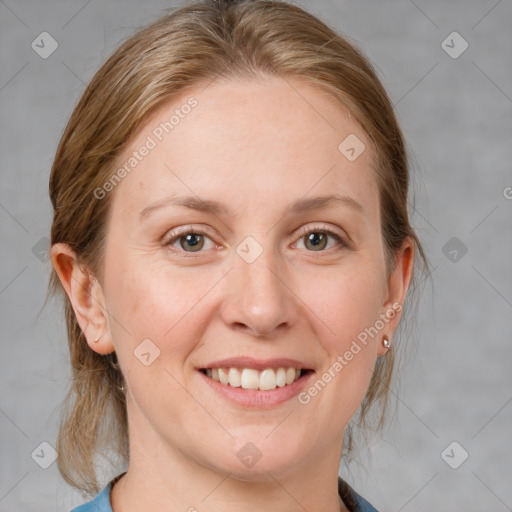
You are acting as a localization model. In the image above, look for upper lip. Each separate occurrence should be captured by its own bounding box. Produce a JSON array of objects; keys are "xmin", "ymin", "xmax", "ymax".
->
[{"xmin": 199, "ymin": 357, "xmax": 314, "ymax": 371}]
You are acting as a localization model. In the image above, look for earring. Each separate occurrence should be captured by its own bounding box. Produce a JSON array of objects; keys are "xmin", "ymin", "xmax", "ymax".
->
[
  {"xmin": 106, "ymin": 354, "xmax": 125, "ymax": 393},
  {"xmin": 94, "ymin": 334, "xmax": 101, "ymax": 343},
  {"xmin": 382, "ymin": 335, "xmax": 391, "ymax": 349}
]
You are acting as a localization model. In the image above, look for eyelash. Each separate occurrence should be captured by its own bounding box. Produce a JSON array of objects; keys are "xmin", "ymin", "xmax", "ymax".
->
[
  {"xmin": 163, "ymin": 223, "xmax": 348, "ymax": 256},
  {"xmin": 294, "ymin": 224, "xmax": 347, "ymax": 252}
]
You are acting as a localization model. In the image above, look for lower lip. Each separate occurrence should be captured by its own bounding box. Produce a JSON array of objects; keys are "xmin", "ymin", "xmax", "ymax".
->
[{"xmin": 198, "ymin": 370, "xmax": 314, "ymax": 409}]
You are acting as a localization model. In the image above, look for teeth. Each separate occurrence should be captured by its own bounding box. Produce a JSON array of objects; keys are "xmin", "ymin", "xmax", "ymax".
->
[
  {"xmin": 259, "ymin": 369, "xmax": 276, "ymax": 391},
  {"xmin": 241, "ymin": 368, "xmax": 259, "ymax": 389},
  {"xmin": 276, "ymin": 367, "xmax": 286, "ymax": 387},
  {"xmin": 228, "ymin": 367, "xmax": 241, "ymax": 387},
  {"xmin": 218, "ymin": 367, "xmax": 229, "ymax": 385},
  {"xmin": 205, "ymin": 367, "xmax": 304, "ymax": 391}
]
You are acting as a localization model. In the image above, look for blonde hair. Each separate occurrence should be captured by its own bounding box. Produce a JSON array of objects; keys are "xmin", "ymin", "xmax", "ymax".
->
[{"xmin": 49, "ymin": 0, "xmax": 426, "ymax": 495}]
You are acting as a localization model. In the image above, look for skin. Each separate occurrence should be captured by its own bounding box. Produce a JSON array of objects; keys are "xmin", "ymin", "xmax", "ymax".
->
[{"xmin": 52, "ymin": 75, "xmax": 413, "ymax": 512}]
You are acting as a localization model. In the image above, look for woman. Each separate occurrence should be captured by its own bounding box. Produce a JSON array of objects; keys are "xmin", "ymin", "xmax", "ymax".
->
[{"xmin": 49, "ymin": 1, "xmax": 426, "ymax": 510}]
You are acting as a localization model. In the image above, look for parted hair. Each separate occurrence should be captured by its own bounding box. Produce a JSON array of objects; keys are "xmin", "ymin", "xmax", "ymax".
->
[{"xmin": 49, "ymin": 0, "xmax": 427, "ymax": 496}]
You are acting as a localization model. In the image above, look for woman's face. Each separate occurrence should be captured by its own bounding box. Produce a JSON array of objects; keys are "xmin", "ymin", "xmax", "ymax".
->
[{"xmin": 89, "ymin": 76, "xmax": 411, "ymax": 478}]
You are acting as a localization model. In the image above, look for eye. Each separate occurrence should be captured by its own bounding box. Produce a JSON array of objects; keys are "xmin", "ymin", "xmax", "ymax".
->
[
  {"xmin": 164, "ymin": 227, "xmax": 216, "ymax": 253},
  {"xmin": 295, "ymin": 224, "xmax": 347, "ymax": 252},
  {"xmin": 163, "ymin": 224, "xmax": 347, "ymax": 255}
]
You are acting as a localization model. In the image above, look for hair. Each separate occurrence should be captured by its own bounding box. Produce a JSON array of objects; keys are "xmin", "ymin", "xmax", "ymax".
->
[{"xmin": 49, "ymin": 0, "xmax": 427, "ymax": 496}]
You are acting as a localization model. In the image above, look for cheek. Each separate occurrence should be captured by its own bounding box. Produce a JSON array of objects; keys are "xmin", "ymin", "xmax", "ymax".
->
[
  {"xmin": 104, "ymin": 254, "xmax": 219, "ymax": 356},
  {"xmin": 102, "ymin": 257, "xmax": 228, "ymax": 438},
  {"xmin": 296, "ymin": 262, "xmax": 385, "ymax": 415},
  {"xmin": 299, "ymin": 262, "xmax": 385, "ymax": 346}
]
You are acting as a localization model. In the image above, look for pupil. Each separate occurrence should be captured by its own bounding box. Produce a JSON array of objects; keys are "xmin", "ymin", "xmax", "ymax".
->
[
  {"xmin": 307, "ymin": 232, "xmax": 327, "ymax": 251},
  {"xmin": 182, "ymin": 234, "xmax": 203, "ymax": 251}
]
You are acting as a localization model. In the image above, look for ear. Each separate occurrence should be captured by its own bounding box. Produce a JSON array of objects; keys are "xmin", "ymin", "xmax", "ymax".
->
[
  {"xmin": 377, "ymin": 238, "xmax": 415, "ymax": 356},
  {"xmin": 50, "ymin": 243, "xmax": 114, "ymax": 355}
]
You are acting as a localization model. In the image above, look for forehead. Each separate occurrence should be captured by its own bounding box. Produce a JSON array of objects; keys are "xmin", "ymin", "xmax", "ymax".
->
[{"xmin": 108, "ymin": 75, "xmax": 379, "ymax": 222}]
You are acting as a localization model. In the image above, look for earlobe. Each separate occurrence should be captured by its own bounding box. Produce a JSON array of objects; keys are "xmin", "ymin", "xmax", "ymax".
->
[
  {"xmin": 377, "ymin": 239, "xmax": 415, "ymax": 356},
  {"xmin": 50, "ymin": 243, "xmax": 114, "ymax": 355}
]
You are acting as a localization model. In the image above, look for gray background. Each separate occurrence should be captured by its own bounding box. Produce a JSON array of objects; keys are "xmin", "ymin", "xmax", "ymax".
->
[{"xmin": 1, "ymin": 0, "xmax": 511, "ymax": 511}]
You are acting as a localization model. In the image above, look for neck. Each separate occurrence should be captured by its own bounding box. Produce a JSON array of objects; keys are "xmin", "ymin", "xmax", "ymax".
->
[
  {"xmin": 110, "ymin": 398, "xmax": 349, "ymax": 512},
  {"xmin": 111, "ymin": 440, "xmax": 347, "ymax": 510},
  {"xmin": 111, "ymin": 470, "xmax": 347, "ymax": 512}
]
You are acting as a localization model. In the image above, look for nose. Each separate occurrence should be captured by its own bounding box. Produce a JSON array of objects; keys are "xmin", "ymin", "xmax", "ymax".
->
[{"xmin": 219, "ymin": 246, "xmax": 298, "ymax": 338}]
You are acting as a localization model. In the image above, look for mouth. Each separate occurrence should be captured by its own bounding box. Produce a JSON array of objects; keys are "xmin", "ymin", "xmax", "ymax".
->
[{"xmin": 199, "ymin": 366, "xmax": 314, "ymax": 392}]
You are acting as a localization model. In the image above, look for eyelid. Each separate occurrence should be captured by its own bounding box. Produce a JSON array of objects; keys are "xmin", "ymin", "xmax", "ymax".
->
[
  {"xmin": 162, "ymin": 224, "xmax": 218, "ymax": 247},
  {"xmin": 162, "ymin": 222, "xmax": 349, "ymax": 254},
  {"xmin": 295, "ymin": 222, "xmax": 350, "ymax": 241},
  {"xmin": 294, "ymin": 222, "xmax": 349, "ymax": 248}
]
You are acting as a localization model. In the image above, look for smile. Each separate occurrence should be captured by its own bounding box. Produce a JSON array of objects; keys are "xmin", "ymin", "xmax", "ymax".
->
[{"xmin": 200, "ymin": 367, "xmax": 313, "ymax": 391}]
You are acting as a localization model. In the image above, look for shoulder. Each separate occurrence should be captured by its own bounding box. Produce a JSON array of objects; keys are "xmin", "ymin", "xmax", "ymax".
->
[
  {"xmin": 71, "ymin": 474, "xmax": 377, "ymax": 512},
  {"xmin": 338, "ymin": 476, "xmax": 380, "ymax": 512},
  {"xmin": 69, "ymin": 481, "xmax": 113, "ymax": 512},
  {"xmin": 70, "ymin": 472, "xmax": 126, "ymax": 512}
]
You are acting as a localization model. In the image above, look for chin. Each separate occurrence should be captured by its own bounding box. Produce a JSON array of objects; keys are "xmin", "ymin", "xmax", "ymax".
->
[{"xmin": 205, "ymin": 441, "xmax": 307, "ymax": 481}]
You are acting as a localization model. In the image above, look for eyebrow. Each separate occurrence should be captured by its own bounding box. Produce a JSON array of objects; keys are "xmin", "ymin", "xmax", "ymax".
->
[{"xmin": 139, "ymin": 193, "xmax": 364, "ymax": 220}]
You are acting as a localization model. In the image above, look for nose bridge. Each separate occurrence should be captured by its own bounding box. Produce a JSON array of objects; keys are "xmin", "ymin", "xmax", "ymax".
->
[{"xmin": 221, "ymin": 238, "xmax": 296, "ymax": 336}]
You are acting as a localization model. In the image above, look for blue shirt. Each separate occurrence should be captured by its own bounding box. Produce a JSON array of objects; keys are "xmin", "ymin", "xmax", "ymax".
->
[{"xmin": 71, "ymin": 474, "xmax": 379, "ymax": 512}]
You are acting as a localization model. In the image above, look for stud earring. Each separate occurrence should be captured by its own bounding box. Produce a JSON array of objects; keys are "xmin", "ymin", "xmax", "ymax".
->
[
  {"xmin": 94, "ymin": 334, "xmax": 102, "ymax": 343},
  {"xmin": 382, "ymin": 335, "xmax": 391, "ymax": 349}
]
